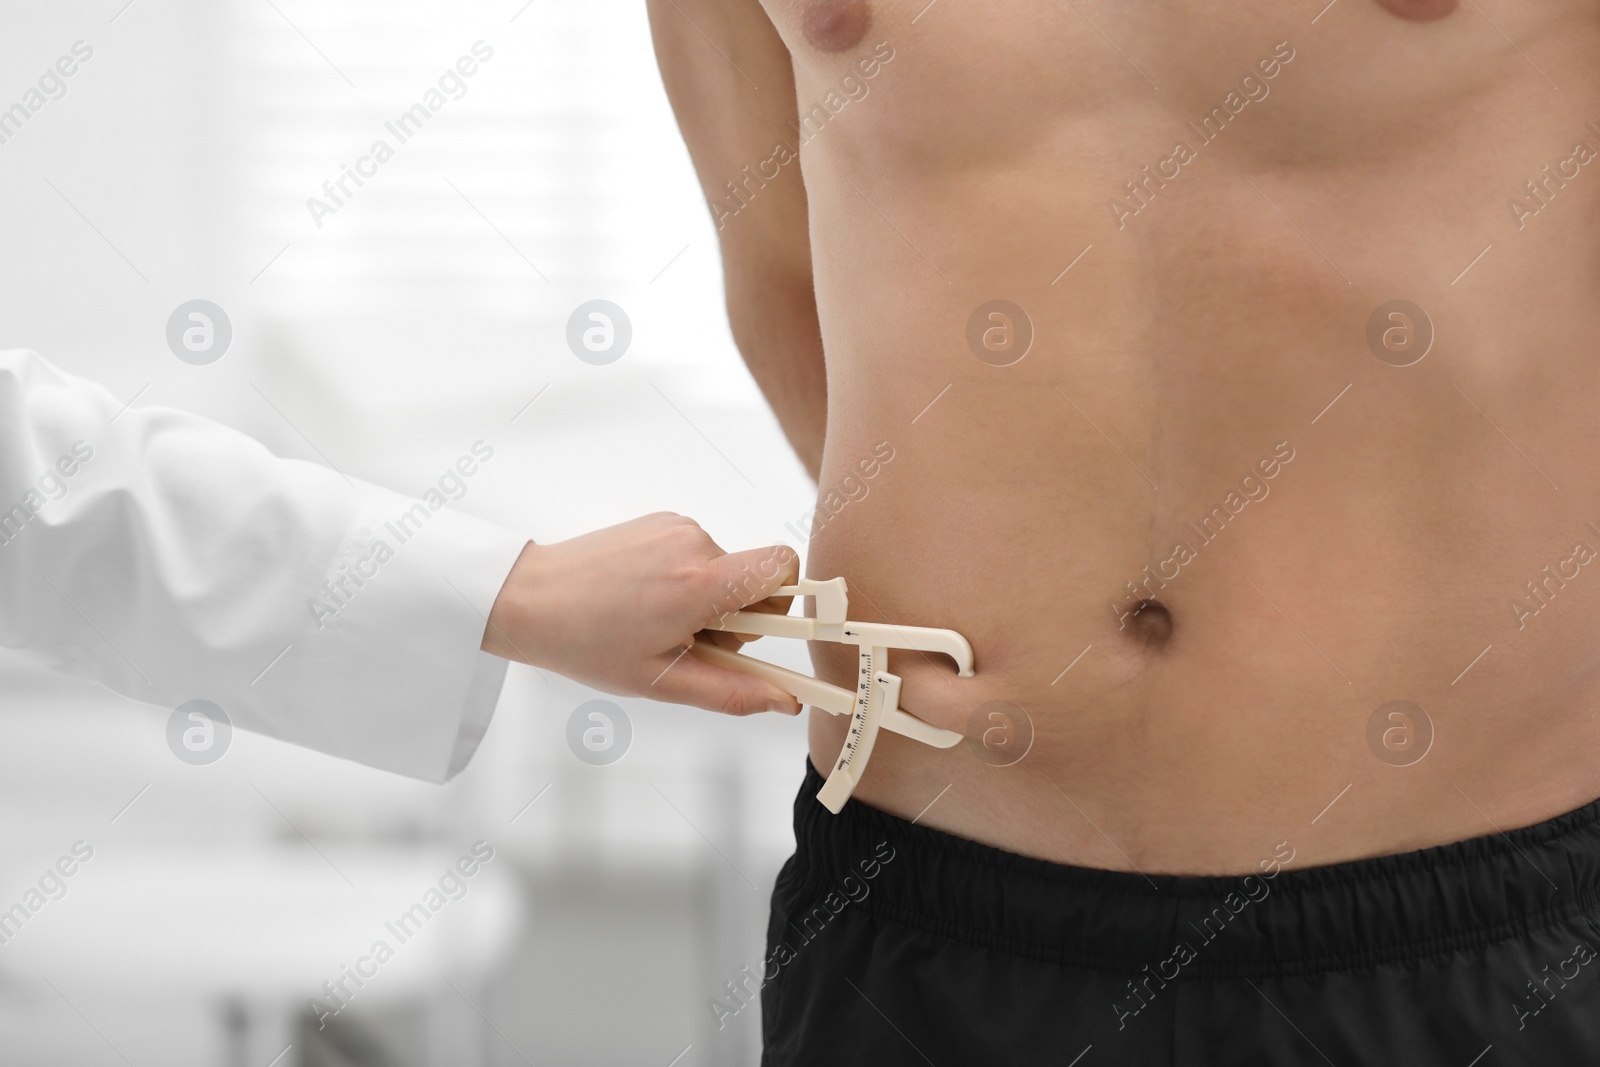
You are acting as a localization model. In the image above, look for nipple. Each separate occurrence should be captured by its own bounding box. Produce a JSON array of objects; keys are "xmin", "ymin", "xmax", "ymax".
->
[
  {"xmin": 1127, "ymin": 600, "xmax": 1173, "ymax": 649},
  {"xmin": 1372, "ymin": 0, "xmax": 1458, "ymax": 20},
  {"xmin": 802, "ymin": 0, "xmax": 872, "ymax": 53}
]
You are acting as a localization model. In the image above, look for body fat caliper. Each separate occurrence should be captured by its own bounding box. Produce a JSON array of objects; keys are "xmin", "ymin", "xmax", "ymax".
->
[{"xmin": 691, "ymin": 577, "xmax": 975, "ymax": 813}]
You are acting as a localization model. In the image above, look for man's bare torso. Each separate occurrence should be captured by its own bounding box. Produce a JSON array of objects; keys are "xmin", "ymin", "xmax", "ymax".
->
[{"xmin": 654, "ymin": 0, "xmax": 1600, "ymax": 873}]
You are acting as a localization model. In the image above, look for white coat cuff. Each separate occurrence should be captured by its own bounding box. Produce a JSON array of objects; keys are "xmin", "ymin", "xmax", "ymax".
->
[{"xmin": 299, "ymin": 494, "xmax": 529, "ymax": 783}]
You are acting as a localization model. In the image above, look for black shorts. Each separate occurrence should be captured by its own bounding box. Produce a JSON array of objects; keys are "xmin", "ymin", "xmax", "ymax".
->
[{"xmin": 759, "ymin": 760, "xmax": 1600, "ymax": 1065}]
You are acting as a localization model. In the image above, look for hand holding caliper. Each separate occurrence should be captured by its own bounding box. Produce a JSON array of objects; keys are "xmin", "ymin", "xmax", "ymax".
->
[{"xmin": 693, "ymin": 577, "xmax": 975, "ymax": 812}]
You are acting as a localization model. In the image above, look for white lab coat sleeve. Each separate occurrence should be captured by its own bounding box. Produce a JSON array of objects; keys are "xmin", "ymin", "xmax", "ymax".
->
[{"xmin": 0, "ymin": 349, "xmax": 531, "ymax": 782}]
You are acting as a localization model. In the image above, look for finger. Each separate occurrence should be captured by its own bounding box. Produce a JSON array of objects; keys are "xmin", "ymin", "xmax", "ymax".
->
[
  {"xmin": 703, "ymin": 629, "xmax": 747, "ymax": 652},
  {"xmin": 705, "ymin": 544, "xmax": 800, "ymax": 620},
  {"xmin": 649, "ymin": 648, "xmax": 801, "ymax": 717}
]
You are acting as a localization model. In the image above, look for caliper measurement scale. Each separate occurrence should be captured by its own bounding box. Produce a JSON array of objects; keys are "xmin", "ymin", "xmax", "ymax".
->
[{"xmin": 693, "ymin": 577, "xmax": 974, "ymax": 813}]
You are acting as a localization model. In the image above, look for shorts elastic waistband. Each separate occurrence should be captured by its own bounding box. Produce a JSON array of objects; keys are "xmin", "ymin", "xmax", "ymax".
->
[{"xmin": 789, "ymin": 760, "xmax": 1600, "ymax": 979}]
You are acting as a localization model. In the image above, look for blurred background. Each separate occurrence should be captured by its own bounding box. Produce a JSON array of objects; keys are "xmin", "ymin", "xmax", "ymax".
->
[{"xmin": 0, "ymin": 1, "xmax": 818, "ymax": 1063}]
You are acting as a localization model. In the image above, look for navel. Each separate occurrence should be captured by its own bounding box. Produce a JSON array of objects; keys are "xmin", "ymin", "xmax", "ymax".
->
[
  {"xmin": 1126, "ymin": 599, "xmax": 1174, "ymax": 650},
  {"xmin": 1371, "ymin": 0, "xmax": 1458, "ymax": 21},
  {"xmin": 802, "ymin": 0, "xmax": 872, "ymax": 53}
]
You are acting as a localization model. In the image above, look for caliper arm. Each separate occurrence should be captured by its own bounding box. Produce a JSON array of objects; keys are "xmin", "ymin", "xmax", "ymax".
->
[{"xmin": 694, "ymin": 578, "xmax": 973, "ymax": 813}]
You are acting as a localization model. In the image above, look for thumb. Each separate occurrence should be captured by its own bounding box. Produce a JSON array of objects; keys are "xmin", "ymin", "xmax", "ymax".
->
[{"xmin": 651, "ymin": 646, "xmax": 802, "ymax": 717}]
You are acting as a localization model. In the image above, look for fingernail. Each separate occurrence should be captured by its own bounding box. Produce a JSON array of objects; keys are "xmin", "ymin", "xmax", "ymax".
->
[{"xmin": 768, "ymin": 698, "xmax": 800, "ymax": 715}]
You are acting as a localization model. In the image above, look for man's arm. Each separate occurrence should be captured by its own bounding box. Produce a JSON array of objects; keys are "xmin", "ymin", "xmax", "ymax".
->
[{"xmin": 646, "ymin": 0, "xmax": 827, "ymax": 480}]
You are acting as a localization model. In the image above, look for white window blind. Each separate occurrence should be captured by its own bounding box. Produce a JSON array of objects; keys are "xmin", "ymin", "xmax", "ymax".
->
[{"xmin": 230, "ymin": 0, "xmax": 631, "ymax": 318}]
